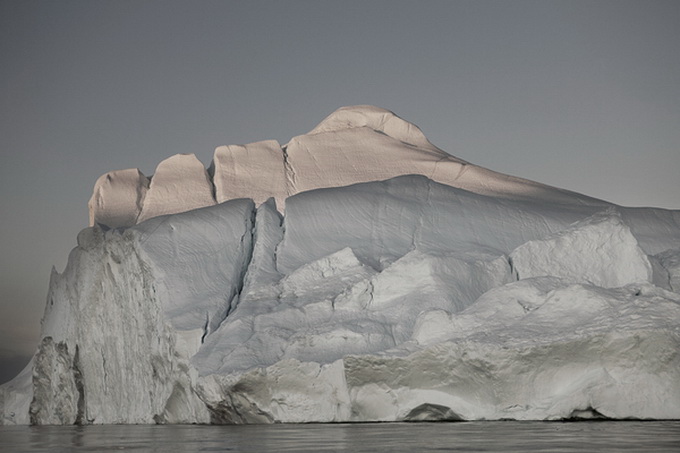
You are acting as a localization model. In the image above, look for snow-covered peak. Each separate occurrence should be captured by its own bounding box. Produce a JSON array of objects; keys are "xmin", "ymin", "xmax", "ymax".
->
[{"xmin": 302, "ymin": 105, "xmax": 442, "ymax": 152}]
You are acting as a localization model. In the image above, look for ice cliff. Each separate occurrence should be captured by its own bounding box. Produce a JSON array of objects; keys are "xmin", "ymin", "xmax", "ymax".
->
[
  {"xmin": 88, "ymin": 105, "xmax": 604, "ymax": 227},
  {"xmin": 2, "ymin": 106, "xmax": 680, "ymax": 425}
]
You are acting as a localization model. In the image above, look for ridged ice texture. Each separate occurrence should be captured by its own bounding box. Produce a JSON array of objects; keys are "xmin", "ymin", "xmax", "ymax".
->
[
  {"xmin": 191, "ymin": 191, "xmax": 680, "ymax": 423},
  {"xmin": 4, "ymin": 108, "xmax": 680, "ymax": 425},
  {"xmin": 88, "ymin": 105, "xmax": 607, "ymax": 227},
  {"xmin": 23, "ymin": 224, "xmax": 211, "ymax": 424},
  {"xmin": 196, "ymin": 279, "xmax": 680, "ymax": 422},
  {"xmin": 133, "ymin": 199, "xmax": 255, "ymax": 335},
  {"xmin": 137, "ymin": 154, "xmax": 216, "ymax": 223},
  {"xmin": 210, "ymin": 140, "xmax": 287, "ymax": 209},
  {"xmin": 656, "ymin": 249, "xmax": 680, "ymax": 292},
  {"xmin": 509, "ymin": 209, "xmax": 653, "ymax": 287},
  {"xmin": 89, "ymin": 169, "xmax": 149, "ymax": 228}
]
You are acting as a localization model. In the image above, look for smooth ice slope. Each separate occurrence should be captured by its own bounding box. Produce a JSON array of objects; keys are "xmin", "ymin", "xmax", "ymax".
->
[
  {"xmin": 284, "ymin": 106, "xmax": 601, "ymax": 209},
  {"xmin": 4, "ymin": 106, "xmax": 680, "ymax": 425},
  {"xmin": 275, "ymin": 176, "xmax": 600, "ymax": 273}
]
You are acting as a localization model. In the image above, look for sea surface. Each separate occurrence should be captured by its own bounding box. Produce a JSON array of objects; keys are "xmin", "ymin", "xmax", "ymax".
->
[{"xmin": 1, "ymin": 421, "xmax": 679, "ymax": 452}]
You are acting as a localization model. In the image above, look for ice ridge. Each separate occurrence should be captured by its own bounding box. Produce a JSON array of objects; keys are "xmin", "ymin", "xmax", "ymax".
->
[{"xmin": 89, "ymin": 105, "xmax": 606, "ymax": 228}]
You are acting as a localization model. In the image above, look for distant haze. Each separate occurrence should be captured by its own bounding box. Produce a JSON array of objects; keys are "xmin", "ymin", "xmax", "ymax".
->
[{"xmin": 1, "ymin": 0, "xmax": 679, "ymax": 383}]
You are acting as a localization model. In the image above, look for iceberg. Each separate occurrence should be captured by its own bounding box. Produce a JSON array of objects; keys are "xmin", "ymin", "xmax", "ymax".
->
[{"xmin": 2, "ymin": 106, "xmax": 679, "ymax": 425}]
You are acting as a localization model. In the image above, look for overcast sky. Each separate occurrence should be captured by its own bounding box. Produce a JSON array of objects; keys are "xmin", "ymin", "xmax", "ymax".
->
[{"xmin": 1, "ymin": 0, "xmax": 679, "ymax": 383}]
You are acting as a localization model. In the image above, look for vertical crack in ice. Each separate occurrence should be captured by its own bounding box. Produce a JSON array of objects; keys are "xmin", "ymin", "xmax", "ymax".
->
[
  {"xmin": 215, "ymin": 204, "xmax": 258, "ymax": 330},
  {"xmin": 200, "ymin": 313, "xmax": 210, "ymax": 344},
  {"xmin": 508, "ymin": 256, "xmax": 519, "ymax": 281},
  {"xmin": 133, "ymin": 172, "xmax": 150, "ymax": 225},
  {"xmin": 281, "ymin": 145, "xmax": 297, "ymax": 198},
  {"xmin": 206, "ymin": 162, "xmax": 217, "ymax": 202},
  {"xmin": 101, "ymin": 353, "xmax": 108, "ymax": 390},
  {"xmin": 72, "ymin": 345, "xmax": 86, "ymax": 425},
  {"xmin": 364, "ymin": 280, "xmax": 375, "ymax": 309},
  {"xmin": 273, "ymin": 207, "xmax": 287, "ymax": 276}
]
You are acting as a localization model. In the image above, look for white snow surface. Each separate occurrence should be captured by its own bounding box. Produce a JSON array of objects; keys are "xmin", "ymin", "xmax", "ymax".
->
[{"xmin": 3, "ymin": 106, "xmax": 680, "ymax": 425}]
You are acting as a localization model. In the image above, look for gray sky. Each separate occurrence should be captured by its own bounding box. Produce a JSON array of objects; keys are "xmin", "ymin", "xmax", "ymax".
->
[{"xmin": 1, "ymin": 0, "xmax": 679, "ymax": 383}]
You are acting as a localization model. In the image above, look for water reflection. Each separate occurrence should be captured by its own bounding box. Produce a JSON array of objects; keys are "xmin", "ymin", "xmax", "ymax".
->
[{"xmin": 1, "ymin": 421, "xmax": 679, "ymax": 452}]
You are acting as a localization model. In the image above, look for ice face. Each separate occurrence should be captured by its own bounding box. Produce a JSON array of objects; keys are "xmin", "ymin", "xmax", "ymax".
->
[
  {"xmin": 655, "ymin": 249, "xmax": 680, "ymax": 292},
  {"xmin": 88, "ymin": 105, "xmax": 608, "ymax": 228},
  {"xmin": 137, "ymin": 154, "xmax": 216, "ymax": 223},
  {"xmin": 10, "ymin": 177, "xmax": 680, "ymax": 425},
  {"xmin": 89, "ymin": 168, "xmax": 149, "ymax": 228},
  {"xmin": 18, "ymin": 223, "xmax": 211, "ymax": 425},
  {"xmin": 133, "ymin": 199, "xmax": 256, "ymax": 334},
  {"xmin": 509, "ymin": 209, "xmax": 653, "ymax": 287},
  {"xmin": 210, "ymin": 140, "xmax": 288, "ymax": 210},
  {"xmin": 4, "ymin": 106, "xmax": 680, "ymax": 425}
]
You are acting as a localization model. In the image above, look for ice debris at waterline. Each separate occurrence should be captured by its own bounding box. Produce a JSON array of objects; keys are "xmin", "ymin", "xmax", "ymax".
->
[{"xmin": 2, "ymin": 106, "xmax": 679, "ymax": 425}]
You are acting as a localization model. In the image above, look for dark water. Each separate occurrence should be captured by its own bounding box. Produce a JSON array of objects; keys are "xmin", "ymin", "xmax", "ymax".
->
[{"xmin": 1, "ymin": 421, "xmax": 679, "ymax": 452}]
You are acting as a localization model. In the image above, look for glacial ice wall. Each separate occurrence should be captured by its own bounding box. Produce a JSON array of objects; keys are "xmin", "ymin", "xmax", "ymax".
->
[
  {"xmin": 3, "ymin": 106, "xmax": 680, "ymax": 425},
  {"xmin": 4, "ymin": 175, "xmax": 680, "ymax": 425},
  {"xmin": 28, "ymin": 221, "xmax": 214, "ymax": 424}
]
